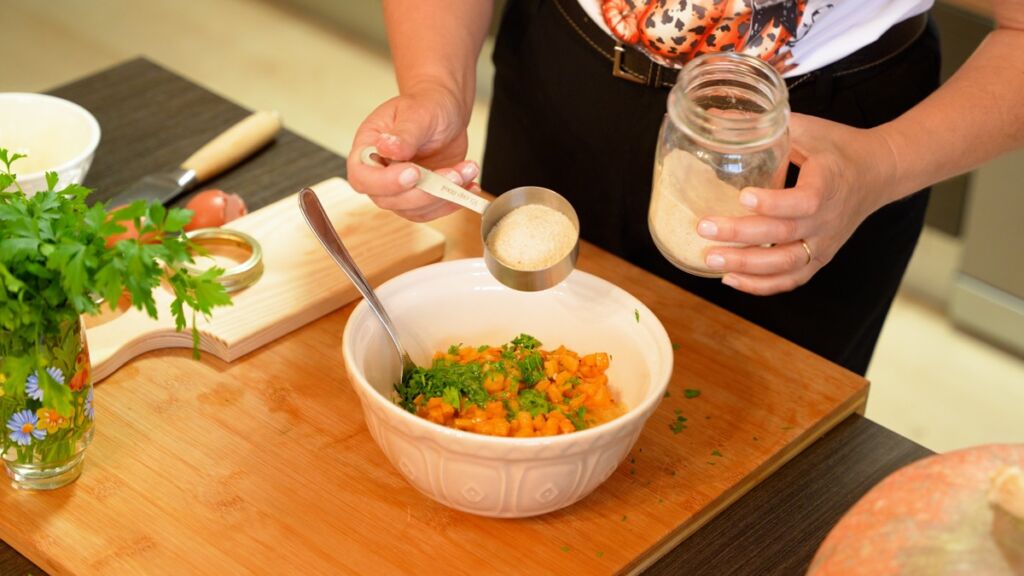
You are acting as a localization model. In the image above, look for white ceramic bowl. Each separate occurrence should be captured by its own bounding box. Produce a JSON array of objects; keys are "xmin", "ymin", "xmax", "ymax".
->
[
  {"xmin": 0, "ymin": 93, "xmax": 101, "ymax": 195},
  {"xmin": 342, "ymin": 258, "xmax": 674, "ymax": 517}
]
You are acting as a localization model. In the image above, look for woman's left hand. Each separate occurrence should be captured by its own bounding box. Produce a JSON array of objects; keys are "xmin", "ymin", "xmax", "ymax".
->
[{"xmin": 696, "ymin": 113, "xmax": 898, "ymax": 296}]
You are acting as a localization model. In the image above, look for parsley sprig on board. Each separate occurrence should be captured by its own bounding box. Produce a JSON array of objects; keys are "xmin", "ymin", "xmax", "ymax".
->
[{"xmin": 0, "ymin": 149, "xmax": 232, "ymax": 361}]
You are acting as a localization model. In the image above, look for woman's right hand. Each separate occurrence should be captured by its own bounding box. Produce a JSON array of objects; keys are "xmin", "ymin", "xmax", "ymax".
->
[{"xmin": 347, "ymin": 84, "xmax": 480, "ymax": 222}]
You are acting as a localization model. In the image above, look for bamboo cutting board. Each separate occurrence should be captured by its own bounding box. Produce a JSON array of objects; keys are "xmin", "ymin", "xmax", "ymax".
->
[
  {"xmin": 0, "ymin": 231, "xmax": 868, "ymax": 576},
  {"xmin": 85, "ymin": 177, "xmax": 446, "ymax": 382}
]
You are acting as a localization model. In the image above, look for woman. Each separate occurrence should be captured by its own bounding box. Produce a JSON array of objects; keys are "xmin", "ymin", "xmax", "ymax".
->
[{"xmin": 346, "ymin": 0, "xmax": 1024, "ymax": 375}]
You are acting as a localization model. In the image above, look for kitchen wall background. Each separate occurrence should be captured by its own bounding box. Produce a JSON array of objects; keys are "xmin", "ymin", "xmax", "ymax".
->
[{"xmin": 4, "ymin": 0, "xmax": 1021, "ymax": 452}]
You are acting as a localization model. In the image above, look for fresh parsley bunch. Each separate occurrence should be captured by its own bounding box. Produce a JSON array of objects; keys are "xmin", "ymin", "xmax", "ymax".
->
[{"xmin": 0, "ymin": 148, "xmax": 232, "ymax": 360}]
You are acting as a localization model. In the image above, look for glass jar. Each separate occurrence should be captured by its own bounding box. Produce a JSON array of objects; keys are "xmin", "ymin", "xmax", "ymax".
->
[
  {"xmin": 648, "ymin": 52, "xmax": 790, "ymax": 277},
  {"xmin": 1, "ymin": 316, "xmax": 94, "ymax": 490}
]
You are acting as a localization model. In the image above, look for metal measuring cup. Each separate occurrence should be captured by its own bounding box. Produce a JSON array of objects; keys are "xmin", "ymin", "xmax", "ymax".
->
[{"xmin": 359, "ymin": 146, "xmax": 579, "ymax": 291}]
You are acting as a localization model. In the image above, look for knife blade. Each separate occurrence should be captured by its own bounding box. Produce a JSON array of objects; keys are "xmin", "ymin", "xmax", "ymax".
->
[{"xmin": 106, "ymin": 110, "xmax": 281, "ymax": 208}]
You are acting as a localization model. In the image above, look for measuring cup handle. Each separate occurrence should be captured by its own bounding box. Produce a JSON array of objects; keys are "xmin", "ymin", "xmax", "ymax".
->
[{"xmin": 359, "ymin": 146, "xmax": 490, "ymax": 215}]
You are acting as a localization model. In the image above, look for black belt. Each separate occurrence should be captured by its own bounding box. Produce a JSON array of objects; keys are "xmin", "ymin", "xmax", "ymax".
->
[{"xmin": 551, "ymin": 0, "xmax": 929, "ymax": 89}]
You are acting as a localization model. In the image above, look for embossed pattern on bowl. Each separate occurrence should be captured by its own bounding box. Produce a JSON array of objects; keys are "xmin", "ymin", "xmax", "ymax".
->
[{"xmin": 342, "ymin": 258, "xmax": 673, "ymax": 518}]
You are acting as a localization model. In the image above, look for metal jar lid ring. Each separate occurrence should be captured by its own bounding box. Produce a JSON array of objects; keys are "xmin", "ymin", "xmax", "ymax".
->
[{"xmin": 184, "ymin": 228, "xmax": 264, "ymax": 292}]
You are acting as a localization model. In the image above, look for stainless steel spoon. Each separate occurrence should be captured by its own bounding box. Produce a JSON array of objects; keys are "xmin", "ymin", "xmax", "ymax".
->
[{"xmin": 298, "ymin": 187, "xmax": 415, "ymax": 383}]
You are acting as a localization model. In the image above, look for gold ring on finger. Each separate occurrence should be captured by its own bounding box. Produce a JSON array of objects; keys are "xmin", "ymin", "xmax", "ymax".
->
[{"xmin": 799, "ymin": 239, "xmax": 812, "ymax": 266}]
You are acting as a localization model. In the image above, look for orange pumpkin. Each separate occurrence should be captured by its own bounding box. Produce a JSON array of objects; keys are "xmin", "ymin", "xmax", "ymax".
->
[{"xmin": 809, "ymin": 444, "xmax": 1024, "ymax": 576}]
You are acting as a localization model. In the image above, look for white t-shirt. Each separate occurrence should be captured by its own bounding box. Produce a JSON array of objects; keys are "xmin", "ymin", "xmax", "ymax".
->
[{"xmin": 580, "ymin": 0, "xmax": 933, "ymax": 77}]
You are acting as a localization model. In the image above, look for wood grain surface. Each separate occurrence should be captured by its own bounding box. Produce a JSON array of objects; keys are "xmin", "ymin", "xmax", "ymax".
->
[
  {"xmin": 86, "ymin": 177, "xmax": 445, "ymax": 382},
  {"xmin": 0, "ymin": 59, "xmax": 934, "ymax": 576},
  {"xmin": 0, "ymin": 414, "xmax": 930, "ymax": 576},
  {"xmin": 645, "ymin": 414, "xmax": 931, "ymax": 576},
  {"xmin": 0, "ymin": 240, "xmax": 868, "ymax": 576}
]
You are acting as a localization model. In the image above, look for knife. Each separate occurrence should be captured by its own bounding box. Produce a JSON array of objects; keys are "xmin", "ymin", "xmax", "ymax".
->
[{"xmin": 105, "ymin": 110, "xmax": 282, "ymax": 208}]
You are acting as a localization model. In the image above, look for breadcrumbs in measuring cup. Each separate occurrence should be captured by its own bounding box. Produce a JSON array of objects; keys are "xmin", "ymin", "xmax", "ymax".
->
[{"xmin": 486, "ymin": 204, "xmax": 577, "ymax": 271}]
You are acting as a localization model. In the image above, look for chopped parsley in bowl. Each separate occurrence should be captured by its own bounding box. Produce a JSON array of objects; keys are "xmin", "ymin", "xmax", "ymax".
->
[{"xmin": 397, "ymin": 334, "xmax": 625, "ymax": 437}]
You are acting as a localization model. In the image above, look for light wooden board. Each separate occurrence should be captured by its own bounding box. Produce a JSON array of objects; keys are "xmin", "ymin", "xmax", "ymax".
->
[
  {"xmin": 0, "ymin": 226, "xmax": 868, "ymax": 575},
  {"xmin": 85, "ymin": 177, "xmax": 446, "ymax": 382}
]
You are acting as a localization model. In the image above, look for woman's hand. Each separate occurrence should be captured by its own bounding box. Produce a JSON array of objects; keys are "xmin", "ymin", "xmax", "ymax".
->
[
  {"xmin": 695, "ymin": 113, "xmax": 898, "ymax": 295},
  {"xmin": 346, "ymin": 84, "xmax": 480, "ymax": 222}
]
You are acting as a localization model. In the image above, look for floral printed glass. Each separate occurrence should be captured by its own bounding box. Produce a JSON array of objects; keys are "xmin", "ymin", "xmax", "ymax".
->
[{"xmin": 1, "ymin": 317, "xmax": 94, "ymax": 490}]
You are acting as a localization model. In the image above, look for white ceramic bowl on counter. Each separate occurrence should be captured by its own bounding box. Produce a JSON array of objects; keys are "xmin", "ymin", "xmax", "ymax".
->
[
  {"xmin": 341, "ymin": 258, "xmax": 674, "ymax": 518},
  {"xmin": 0, "ymin": 93, "xmax": 101, "ymax": 195}
]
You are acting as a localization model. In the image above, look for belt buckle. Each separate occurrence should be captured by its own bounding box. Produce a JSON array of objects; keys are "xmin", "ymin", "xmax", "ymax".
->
[{"xmin": 612, "ymin": 43, "xmax": 647, "ymax": 85}]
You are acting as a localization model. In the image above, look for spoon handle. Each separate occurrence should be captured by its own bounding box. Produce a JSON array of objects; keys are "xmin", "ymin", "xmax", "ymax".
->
[
  {"xmin": 359, "ymin": 146, "xmax": 490, "ymax": 215},
  {"xmin": 298, "ymin": 188, "xmax": 413, "ymax": 372}
]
